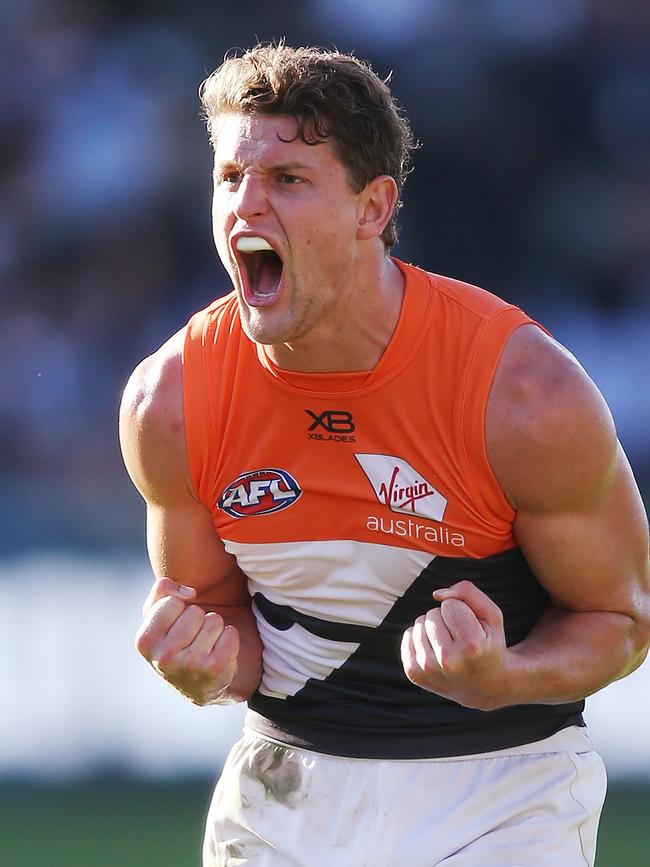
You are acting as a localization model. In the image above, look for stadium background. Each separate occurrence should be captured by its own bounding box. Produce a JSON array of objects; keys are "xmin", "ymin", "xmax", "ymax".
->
[{"xmin": 2, "ymin": 1, "xmax": 649, "ymax": 863}]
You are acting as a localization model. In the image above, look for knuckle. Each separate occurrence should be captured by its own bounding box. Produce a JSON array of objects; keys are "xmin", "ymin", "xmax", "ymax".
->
[
  {"xmin": 182, "ymin": 650, "xmax": 205, "ymax": 671},
  {"xmin": 206, "ymin": 659, "xmax": 230, "ymax": 681},
  {"xmin": 155, "ymin": 648, "xmax": 178, "ymax": 670},
  {"xmin": 422, "ymin": 655, "xmax": 440, "ymax": 675},
  {"xmin": 134, "ymin": 633, "xmax": 152, "ymax": 658},
  {"xmin": 205, "ymin": 611, "xmax": 224, "ymax": 628},
  {"xmin": 416, "ymin": 658, "xmax": 430, "ymax": 676},
  {"xmin": 143, "ymin": 580, "xmax": 167, "ymax": 614},
  {"xmin": 413, "ymin": 623, "xmax": 427, "ymax": 643},
  {"xmin": 134, "ymin": 623, "xmax": 153, "ymax": 654},
  {"xmin": 224, "ymin": 624, "xmax": 239, "ymax": 648},
  {"xmin": 463, "ymin": 638, "xmax": 482, "ymax": 657},
  {"xmin": 156, "ymin": 577, "xmax": 176, "ymax": 594},
  {"xmin": 438, "ymin": 650, "xmax": 457, "ymax": 672},
  {"xmin": 157, "ymin": 595, "xmax": 184, "ymax": 618},
  {"xmin": 166, "ymin": 594, "xmax": 185, "ymax": 610},
  {"xmin": 207, "ymin": 639, "xmax": 230, "ymax": 665}
]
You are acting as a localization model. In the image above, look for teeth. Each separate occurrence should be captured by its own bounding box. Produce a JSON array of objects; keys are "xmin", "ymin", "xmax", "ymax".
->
[{"xmin": 236, "ymin": 236, "xmax": 273, "ymax": 253}]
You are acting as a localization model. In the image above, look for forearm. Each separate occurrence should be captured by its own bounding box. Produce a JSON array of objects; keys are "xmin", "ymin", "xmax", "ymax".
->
[{"xmin": 503, "ymin": 606, "xmax": 649, "ymax": 707}]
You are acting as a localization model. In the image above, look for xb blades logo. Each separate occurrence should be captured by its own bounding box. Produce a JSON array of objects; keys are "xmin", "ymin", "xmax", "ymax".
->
[
  {"xmin": 306, "ymin": 409, "xmax": 355, "ymax": 434},
  {"xmin": 306, "ymin": 409, "xmax": 355, "ymax": 433},
  {"xmin": 305, "ymin": 409, "xmax": 356, "ymax": 442},
  {"xmin": 218, "ymin": 468, "xmax": 302, "ymax": 518}
]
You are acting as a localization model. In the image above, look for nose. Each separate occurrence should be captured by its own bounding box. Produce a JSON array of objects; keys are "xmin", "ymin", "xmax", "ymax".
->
[{"xmin": 232, "ymin": 173, "xmax": 268, "ymax": 221}]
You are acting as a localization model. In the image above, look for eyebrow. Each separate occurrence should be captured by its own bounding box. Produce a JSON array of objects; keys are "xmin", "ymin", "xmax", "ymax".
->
[
  {"xmin": 266, "ymin": 162, "xmax": 313, "ymax": 172},
  {"xmin": 215, "ymin": 160, "xmax": 314, "ymax": 174}
]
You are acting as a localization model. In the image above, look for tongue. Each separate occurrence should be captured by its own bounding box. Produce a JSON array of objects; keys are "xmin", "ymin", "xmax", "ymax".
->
[{"xmin": 251, "ymin": 250, "xmax": 283, "ymax": 297}]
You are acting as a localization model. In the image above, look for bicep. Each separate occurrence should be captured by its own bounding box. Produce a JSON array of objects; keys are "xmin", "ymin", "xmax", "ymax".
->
[
  {"xmin": 487, "ymin": 325, "xmax": 650, "ymax": 617},
  {"xmin": 119, "ymin": 336, "xmax": 250, "ymax": 608},
  {"xmin": 513, "ymin": 445, "xmax": 650, "ymax": 615}
]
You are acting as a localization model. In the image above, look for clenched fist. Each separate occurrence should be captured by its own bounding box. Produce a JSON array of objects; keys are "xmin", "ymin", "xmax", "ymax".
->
[
  {"xmin": 400, "ymin": 580, "xmax": 513, "ymax": 712},
  {"xmin": 135, "ymin": 577, "xmax": 240, "ymax": 706}
]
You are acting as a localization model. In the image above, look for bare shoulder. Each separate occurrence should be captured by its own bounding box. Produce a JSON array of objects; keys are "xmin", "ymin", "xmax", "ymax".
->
[
  {"xmin": 119, "ymin": 327, "xmax": 190, "ymax": 505},
  {"xmin": 486, "ymin": 323, "xmax": 618, "ymax": 512}
]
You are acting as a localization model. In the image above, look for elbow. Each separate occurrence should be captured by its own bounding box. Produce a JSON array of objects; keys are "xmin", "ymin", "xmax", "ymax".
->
[{"xmin": 623, "ymin": 602, "xmax": 650, "ymax": 676}]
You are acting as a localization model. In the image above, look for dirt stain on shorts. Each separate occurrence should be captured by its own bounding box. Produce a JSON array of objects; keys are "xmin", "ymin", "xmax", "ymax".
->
[
  {"xmin": 242, "ymin": 744, "xmax": 308, "ymax": 808},
  {"xmin": 225, "ymin": 840, "xmax": 245, "ymax": 859}
]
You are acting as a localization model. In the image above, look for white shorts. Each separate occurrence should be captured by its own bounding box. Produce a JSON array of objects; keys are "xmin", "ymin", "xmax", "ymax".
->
[{"xmin": 203, "ymin": 726, "xmax": 606, "ymax": 867}]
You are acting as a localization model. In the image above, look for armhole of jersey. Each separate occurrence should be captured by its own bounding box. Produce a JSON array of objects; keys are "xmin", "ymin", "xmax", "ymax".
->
[
  {"xmin": 182, "ymin": 310, "xmax": 214, "ymax": 508},
  {"xmin": 457, "ymin": 308, "xmax": 549, "ymax": 522}
]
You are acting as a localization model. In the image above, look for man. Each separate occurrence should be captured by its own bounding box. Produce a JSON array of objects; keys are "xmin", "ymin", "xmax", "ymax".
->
[{"xmin": 119, "ymin": 44, "xmax": 650, "ymax": 866}]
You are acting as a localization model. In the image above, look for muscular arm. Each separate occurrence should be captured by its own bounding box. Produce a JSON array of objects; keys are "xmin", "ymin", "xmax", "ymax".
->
[
  {"xmin": 485, "ymin": 325, "xmax": 650, "ymax": 705},
  {"xmin": 402, "ymin": 325, "xmax": 650, "ymax": 710},
  {"xmin": 119, "ymin": 329, "xmax": 262, "ymax": 705}
]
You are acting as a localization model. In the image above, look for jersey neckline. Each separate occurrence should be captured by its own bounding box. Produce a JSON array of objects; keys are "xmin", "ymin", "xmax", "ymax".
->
[{"xmin": 252, "ymin": 258, "xmax": 434, "ymax": 398}]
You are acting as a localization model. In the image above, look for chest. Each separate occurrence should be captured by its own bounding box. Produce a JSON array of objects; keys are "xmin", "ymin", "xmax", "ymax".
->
[{"xmin": 208, "ymin": 383, "xmax": 509, "ymax": 559}]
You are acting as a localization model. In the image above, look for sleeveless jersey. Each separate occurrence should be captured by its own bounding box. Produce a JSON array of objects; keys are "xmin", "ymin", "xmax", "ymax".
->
[{"xmin": 183, "ymin": 259, "xmax": 584, "ymax": 759}]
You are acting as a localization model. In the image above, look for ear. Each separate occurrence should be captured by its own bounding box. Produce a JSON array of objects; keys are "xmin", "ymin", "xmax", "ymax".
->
[{"xmin": 356, "ymin": 176, "xmax": 398, "ymax": 241}]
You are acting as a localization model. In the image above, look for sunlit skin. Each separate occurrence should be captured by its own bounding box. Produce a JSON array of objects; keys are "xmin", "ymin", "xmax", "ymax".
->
[{"xmin": 210, "ymin": 112, "xmax": 403, "ymax": 372}]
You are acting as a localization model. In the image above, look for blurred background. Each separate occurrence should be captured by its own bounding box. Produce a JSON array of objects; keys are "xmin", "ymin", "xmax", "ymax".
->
[{"xmin": 2, "ymin": 1, "xmax": 649, "ymax": 864}]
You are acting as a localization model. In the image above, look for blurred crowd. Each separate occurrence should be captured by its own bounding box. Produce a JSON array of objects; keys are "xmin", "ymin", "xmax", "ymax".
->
[{"xmin": 1, "ymin": 0, "xmax": 649, "ymax": 554}]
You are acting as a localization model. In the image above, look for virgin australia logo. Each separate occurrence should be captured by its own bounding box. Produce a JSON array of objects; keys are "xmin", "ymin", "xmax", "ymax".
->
[{"xmin": 354, "ymin": 454, "xmax": 447, "ymax": 522}]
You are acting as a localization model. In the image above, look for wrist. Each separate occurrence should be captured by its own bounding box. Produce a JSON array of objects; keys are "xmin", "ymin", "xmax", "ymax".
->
[{"xmin": 486, "ymin": 647, "xmax": 530, "ymax": 710}]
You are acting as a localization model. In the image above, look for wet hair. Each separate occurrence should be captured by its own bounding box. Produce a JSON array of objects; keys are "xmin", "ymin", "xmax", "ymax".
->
[{"xmin": 199, "ymin": 43, "xmax": 416, "ymax": 249}]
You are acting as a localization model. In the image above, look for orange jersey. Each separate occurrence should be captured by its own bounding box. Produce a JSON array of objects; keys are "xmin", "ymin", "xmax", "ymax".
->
[{"xmin": 183, "ymin": 259, "xmax": 584, "ymax": 758}]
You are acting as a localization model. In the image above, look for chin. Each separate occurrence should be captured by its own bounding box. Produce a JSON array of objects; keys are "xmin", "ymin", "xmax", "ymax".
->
[
  {"xmin": 238, "ymin": 292, "xmax": 314, "ymax": 348},
  {"xmin": 240, "ymin": 310, "xmax": 290, "ymax": 346}
]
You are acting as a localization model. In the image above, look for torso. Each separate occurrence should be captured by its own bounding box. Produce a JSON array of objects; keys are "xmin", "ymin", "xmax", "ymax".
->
[{"xmin": 182, "ymin": 259, "xmax": 585, "ymax": 758}]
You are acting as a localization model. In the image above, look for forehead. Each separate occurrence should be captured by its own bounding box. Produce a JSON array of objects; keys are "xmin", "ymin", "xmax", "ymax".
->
[{"xmin": 212, "ymin": 112, "xmax": 340, "ymax": 170}]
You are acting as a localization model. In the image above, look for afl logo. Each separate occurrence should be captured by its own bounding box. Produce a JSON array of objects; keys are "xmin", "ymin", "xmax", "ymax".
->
[{"xmin": 218, "ymin": 468, "xmax": 302, "ymax": 518}]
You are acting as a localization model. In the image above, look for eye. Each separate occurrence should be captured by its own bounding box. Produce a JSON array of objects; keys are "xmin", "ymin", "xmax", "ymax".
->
[
  {"xmin": 220, "ymin": 170, "xmax": 243, "ymax": 186},
  {"xmin": 277, "ymin": 173, "xmax": 302, "ymax": 185}
]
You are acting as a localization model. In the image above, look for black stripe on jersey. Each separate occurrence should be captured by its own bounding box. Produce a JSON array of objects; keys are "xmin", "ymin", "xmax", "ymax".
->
[
  {"xmin": 253, "ymin": 592, "xmax": 378, "ymax": 644},
  {"xmin": 248, "ymin": 546, "xmax": 585, "ymax": 759}
]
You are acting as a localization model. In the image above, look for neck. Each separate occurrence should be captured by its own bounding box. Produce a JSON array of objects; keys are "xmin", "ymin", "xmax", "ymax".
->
[{"xmin": 266, "ymin": 256, "xmax": 405, "ymax": 373}]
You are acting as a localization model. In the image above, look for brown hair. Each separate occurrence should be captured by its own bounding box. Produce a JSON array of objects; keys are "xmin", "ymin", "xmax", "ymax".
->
[{"xmin": 199, "ymin": 43, "xmax": 415, "ymax": 248}]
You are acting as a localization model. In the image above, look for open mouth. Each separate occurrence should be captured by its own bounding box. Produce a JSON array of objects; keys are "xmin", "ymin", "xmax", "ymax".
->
[{"xmin": 235, "ymin": 236, "xmax": 284, "ymax": 306}]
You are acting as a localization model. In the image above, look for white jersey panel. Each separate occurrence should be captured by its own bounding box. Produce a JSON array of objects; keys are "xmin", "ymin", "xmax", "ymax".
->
[
  {"xmin": 251, "ymin": 612, "xmax": 360, "ymax": 698},
  {"xmin": 223, "ymin": 538, "xmax": 433, "ymax": 625},
  {"xmin": 223, "ymin": 538, "xmax": 433, "ymax": 699}
]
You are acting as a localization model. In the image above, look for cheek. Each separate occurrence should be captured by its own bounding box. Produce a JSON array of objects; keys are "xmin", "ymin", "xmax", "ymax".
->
[
  {"xmin": 211, "ymin": 203, "xmax": 233, "ymax": 256},
  {"xmin": 211, "ymin": 200, "xmax": 228, "ymax": 231},
  {"xmin": 302, "ymin": 213, "xmax": 355, "ymax": 256},
  {"xmin": 211, "ymin": 188, "xmax": 234, "ymax": 225},
  {"xmin": 210, "ymin": 219, "xmax": 226, "ymax": 253},
  {"xmin": 322, "ymin": 202, "xmax": 361, "ymax": 246}
]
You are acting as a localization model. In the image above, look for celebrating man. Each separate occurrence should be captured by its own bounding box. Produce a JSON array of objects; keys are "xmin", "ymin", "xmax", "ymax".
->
[{"xmin": 120, "ymin": 44, "xmax": 650, "ymax": 866}]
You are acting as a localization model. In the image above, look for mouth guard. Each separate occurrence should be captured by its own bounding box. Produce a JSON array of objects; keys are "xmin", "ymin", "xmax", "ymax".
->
[{"xmin": 236, "ymin": 236, "xmax": 274, "ymax": 253}]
